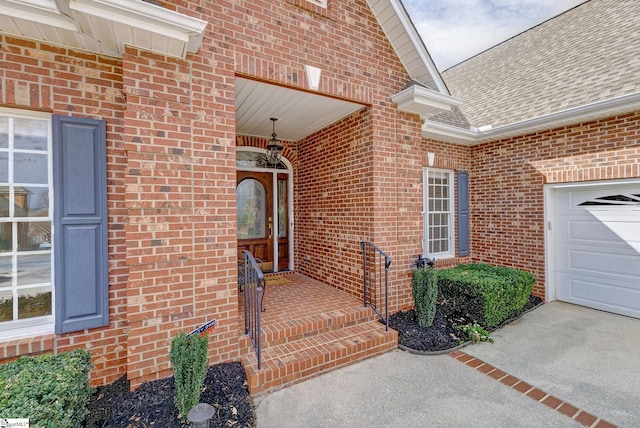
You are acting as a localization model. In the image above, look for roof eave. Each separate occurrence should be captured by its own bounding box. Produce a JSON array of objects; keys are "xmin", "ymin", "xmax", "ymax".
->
[
  {"xmin": 424, "ymin": 93, "xmax": 640, "ymax": 145},
  {"xmin": 392, "ymin": 85, "xmax": 463, "ymax": 119},
  {"xmin": 0, "ymin": 0, "xmax": 207, "ymax": 59}
]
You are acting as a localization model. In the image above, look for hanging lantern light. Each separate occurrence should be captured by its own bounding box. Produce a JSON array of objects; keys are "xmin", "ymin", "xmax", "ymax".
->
[{"xmin": 266, "ymin": 117, "xmax": 283, "ymax": 165}]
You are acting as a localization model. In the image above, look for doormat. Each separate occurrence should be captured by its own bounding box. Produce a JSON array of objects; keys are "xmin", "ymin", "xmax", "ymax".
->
[{"xmin": 265, "ymin": 276, "xmax": 289, "ymax": 286}]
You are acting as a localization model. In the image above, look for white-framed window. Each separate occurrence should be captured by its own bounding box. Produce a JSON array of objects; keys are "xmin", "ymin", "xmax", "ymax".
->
[
  {"xmin": 423, "ymin": 168, "xmax": 454, "ymax": 259},
  {"xmin": 0, "ymin": 109, "xmax": 54, "ymax": 338}
]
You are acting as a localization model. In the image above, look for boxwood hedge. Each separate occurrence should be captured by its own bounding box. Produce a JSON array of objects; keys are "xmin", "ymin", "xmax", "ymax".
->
[
  {"xmin": 437, "ymin": 263, "xmax": 535, "ymax": 327},
  {"xmin": 0, "ymin": 348, "xmax": 93, "ymax": 427}
]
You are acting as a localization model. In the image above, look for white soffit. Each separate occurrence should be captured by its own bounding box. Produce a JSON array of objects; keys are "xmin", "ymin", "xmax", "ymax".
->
[
  {"xmin": 392, "ymin": 84, "xmax": 462, "ymax": 119},
  {"xmin": 235, "ymin": 77, "xmax": 366, "ymax": 142},
  {"xmin": 366, "ymin": 0, "xmax": 448, "ymax": 94},
  {"xmin": 0, "ymin": 0, "xmax": 207, "ymax": 59}
]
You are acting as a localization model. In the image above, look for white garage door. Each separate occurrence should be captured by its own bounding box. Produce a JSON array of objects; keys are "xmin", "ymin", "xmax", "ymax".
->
[{"xmin": 553, "ymin": 182, "xmax": 640, "ymax": 318}]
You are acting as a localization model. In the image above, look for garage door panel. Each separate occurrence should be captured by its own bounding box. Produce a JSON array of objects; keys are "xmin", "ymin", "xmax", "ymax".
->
[
  {"xmin": 568, "ymin": 249, "xmax": 640, "ymax": 278},
  {"xmin": 553, "ymin": 182, "xmax": 640, "ymax": 319},
  {"xmin": 568, "ymin": 220, "xmax": 625, "ymax": 244},
  {"xmin": 560, "ymin": 276, "xmax": 640, "ymax": 318}
]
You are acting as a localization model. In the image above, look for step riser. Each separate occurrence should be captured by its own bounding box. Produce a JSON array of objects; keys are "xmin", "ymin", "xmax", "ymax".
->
[
  {"xmin": 242, "ymin": 322, "xmax": 398, "ymax": 396},
  {"xmin": 240, "ymin": 308, "xmax": 379, "ymax": 351}
]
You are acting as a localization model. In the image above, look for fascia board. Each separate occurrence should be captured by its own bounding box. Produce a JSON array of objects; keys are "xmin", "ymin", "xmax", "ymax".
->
[{"xmin": 424, "ymin": 92, "xmax": 640, "ymax": 145}]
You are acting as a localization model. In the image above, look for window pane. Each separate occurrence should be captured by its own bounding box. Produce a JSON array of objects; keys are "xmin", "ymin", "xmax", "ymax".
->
[
  {"xmin": 17, "ymin": 253, "xmax": 51, "ymax": 286},
  {"xmin": 18, "ymin": 289, "xmax": 51, "ymax": 320},
  {"xmin": 0, "ymin": 152, "xmax": 7, "ymax": 183},
  {"xmin": 278, "ymin": 179, "xmax": 287, "ymax": 238},
  {"xmin": 14, "ymin": 153, "xmax": 47, "ymax": 184},
  {"xmin": 14, "ymin": 118, "xmax": 48, "ymax": 151},
  {"xmin": 0, "ymin": 118, "xmax": 7, "ymax": 149},
  {"xmin": 0, "ymin": 186, "xmax": 9, "ymax": 218},
  {"xmin": 237, "ymin": 179, "xmax": 266, "ymax": 239},
  {"xmin": 0, "ymin": 257, "xmax": 11, "ymax": 283},
  {"xmin": 0, "ymin": 224, "xmax": 12, "ymax": 252},
  {"xmin": 17, "ymin": 222, "xmax": 51, "ymax": 251},
  {"xmin": 0, "ymin": 290, "xmax": 12, "ymax": 322},
  {"xmin": 18, "ymin": 186, "xmax": 49, "ymax": 217}
]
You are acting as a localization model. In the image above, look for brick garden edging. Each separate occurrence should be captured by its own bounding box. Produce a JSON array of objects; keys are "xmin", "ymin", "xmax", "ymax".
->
[{"xmin": 449, "ymin": 351, "xmax": 618, "ymax": 428}]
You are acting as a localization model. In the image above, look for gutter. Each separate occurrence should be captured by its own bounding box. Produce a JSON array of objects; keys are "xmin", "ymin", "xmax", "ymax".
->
[{"xmin": 423, "ymin": 92, "xmax": 640, "ymax": 146}]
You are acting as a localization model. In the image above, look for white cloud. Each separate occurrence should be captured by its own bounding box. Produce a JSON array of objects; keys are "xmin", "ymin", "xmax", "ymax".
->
[{"xmin": 403, "ymin": 0, "xmax": 587, "ymax": 70}]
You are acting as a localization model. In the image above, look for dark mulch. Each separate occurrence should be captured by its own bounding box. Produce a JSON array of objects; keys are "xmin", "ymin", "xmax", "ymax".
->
[
  {"xmin": 83, "ymin": 361, "xmax": 255, "ymax": 428},
  {"xmin": 389, "ymin": 295, "xmax": 544, "ymax": 353}
]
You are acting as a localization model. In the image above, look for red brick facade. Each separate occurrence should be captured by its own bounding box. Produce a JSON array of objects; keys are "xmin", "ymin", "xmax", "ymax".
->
[
  {"xmin": 0, "ymin": 0, "xmax": 638, "ymax": 391},
  {"xmin": 470, "ymin": 112, "xmax": 640, "ymax": 297}
]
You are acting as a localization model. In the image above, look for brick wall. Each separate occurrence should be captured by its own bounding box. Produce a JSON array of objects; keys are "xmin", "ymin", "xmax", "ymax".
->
[
  {"xmin": 387, "ymin": 126, "xmax": 472, "ymax": 312},
  {"xmin": 296, "ymin": 109, "xmax": 372, "ymax": 297},
  {"xmin": 122, "ymin": 45, "xmax": 239, "ymax": 388},
  {"xmin": 470, "ymin": 111, "xmax": 640, "ymax": 297},
  {"xmin": 0, "ymin": 35, "xmax": 129, "ymax": 386}
]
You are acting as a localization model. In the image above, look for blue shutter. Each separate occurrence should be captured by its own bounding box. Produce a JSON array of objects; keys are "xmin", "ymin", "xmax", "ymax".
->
[
  {"xmin": 457, "ymin": 171, "xmax": 470, "ymax": 257},
  {"xmin": 53, "ymin": 115, "xmax": 108, "ymax": 334}
]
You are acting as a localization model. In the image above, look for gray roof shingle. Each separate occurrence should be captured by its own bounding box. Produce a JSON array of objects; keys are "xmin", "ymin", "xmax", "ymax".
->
[{"xmin": 439, "ymin": 0, "xmax": 640, "ymax": 129}]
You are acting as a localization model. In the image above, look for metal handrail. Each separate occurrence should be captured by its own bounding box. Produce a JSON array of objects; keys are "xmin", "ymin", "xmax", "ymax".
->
[
  {"xmin": 241, "ymin": 250, "xmax": 264, "ymax": 370},
  {"xmin": 361, "ymin": 241, "xmax": 392, "ymax": 331}
]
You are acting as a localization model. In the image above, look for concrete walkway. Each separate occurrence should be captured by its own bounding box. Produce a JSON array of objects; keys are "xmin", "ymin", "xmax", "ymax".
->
[{"xmin": 256, "ymin": 302, "xmax": 639, "ymax": 427}]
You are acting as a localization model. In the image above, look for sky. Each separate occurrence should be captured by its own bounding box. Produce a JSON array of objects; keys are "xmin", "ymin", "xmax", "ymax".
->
[{"xmin": 402, "ymin": 0, "xmax": 587, "ymax": 71}]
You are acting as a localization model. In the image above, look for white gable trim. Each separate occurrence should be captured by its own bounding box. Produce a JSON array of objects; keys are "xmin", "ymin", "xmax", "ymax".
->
[{"xmin": 366, "ymin": 0, "xmax": 449, "ymax": 95}]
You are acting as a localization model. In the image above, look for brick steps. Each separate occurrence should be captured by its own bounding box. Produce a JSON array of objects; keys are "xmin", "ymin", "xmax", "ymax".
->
[{"xmin": 241, "ymin": 316, "xmax": 397, "ymax": 396}]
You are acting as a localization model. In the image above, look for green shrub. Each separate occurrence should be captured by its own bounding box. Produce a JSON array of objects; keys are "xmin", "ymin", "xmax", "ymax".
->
[
  {"xmin": 438, "ymin": 263, "xmax": 535, "ymax": 327},
  {"xmin": 412, "ymin": 267, "xmax": 438, "ymax": 327},
  {"xmin": 0, "ymin": 348, "xmax": 93, "ymax": 428},
  {"xmin": 170, "ymin": 331, "xmax": 209, "ymax": 422}
]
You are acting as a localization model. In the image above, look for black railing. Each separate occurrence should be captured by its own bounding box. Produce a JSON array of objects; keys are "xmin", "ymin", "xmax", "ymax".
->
[
  {"xmin": 241, "ymin": 250, "xmax": 264, "ymax": 370},
  {"xmin": 361, "ymin": 241, "xmax": 392, "ymax": 331}
]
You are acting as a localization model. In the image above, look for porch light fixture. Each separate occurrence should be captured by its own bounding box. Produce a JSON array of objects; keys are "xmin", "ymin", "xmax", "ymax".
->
[{"xmin": 266, "ymin": 118, "xmax": 283, "ymax": 165}]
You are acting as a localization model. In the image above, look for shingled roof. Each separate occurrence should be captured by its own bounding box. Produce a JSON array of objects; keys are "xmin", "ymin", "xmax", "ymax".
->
[{"xmin": 437, "ymin": 0, "xmax": 640, "ymax": 132}]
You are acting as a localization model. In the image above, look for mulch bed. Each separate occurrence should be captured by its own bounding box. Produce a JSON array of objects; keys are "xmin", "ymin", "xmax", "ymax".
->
[
  {"xmin": 389, "ymin": 295, "xmax": 543, "ymax": 353},
  {"xmin": 83, "ymin": 361, "xmax": 255, "ymax": 428},
  {"xmin": 84, "ymin": 296, "xmax": 543, "ymax": 426}
]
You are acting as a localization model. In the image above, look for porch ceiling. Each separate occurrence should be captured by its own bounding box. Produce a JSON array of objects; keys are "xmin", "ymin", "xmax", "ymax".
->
[{"xmin": 235, "ymin": 77, "xmax": 366, "ymax": 142}]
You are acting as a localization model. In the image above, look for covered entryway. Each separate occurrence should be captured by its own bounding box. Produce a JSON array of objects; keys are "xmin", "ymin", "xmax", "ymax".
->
[{"xmin": 547, "ymin": 180, "xmax": 640, "ymax": 318}]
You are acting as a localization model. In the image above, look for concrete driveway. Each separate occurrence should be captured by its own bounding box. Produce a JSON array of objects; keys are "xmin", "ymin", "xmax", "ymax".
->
[
  {"xmin": 256, "ymin": 302, "xmax": 638, "ymax": 427},
  {"xmin": 464, "ymin": 301, "xmax": 640, "ymax": 427}
]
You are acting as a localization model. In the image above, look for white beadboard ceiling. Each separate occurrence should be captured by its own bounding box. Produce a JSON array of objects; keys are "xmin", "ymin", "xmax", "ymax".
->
[
  {"xmin": 235, "ymin": 77, "xmax": 366, "ymax": 142},
  {"xmin": 0, "ymin": 0, "xmax": 206, "ymax": 59}
]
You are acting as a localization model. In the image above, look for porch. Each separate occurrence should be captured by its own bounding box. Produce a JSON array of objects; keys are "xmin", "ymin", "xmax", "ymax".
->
[{"xmin": 239, "ymin": 273, "xmax": 398, "ymax": 396}]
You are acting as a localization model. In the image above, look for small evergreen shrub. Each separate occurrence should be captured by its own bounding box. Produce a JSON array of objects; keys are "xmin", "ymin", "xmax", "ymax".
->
[
  {"xmin": 438, "ymin": 263, "xmax": 535, "ymax": 327},
  {"xmin": 170, "ymin": 331, "xmax": 209, "ymax": 422},
  {"xmin": 0, "ymin": 348, "xmax": 93, "ymax": 428},
  {"xmin": 412, "ymin": 267, "xmax": 438, "ymax": 327}
]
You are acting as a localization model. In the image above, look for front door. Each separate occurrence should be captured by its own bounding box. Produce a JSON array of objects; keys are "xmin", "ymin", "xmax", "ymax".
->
[{"xmin": 237, "ymin": 171, "xmax": 274, "ymax": 271}]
